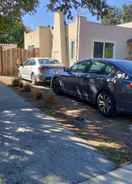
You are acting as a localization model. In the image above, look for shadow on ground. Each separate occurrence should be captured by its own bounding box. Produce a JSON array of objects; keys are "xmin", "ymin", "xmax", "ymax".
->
[{"xmin": 0, "ymin": 89, "xmax": 114, "ymax": 184}]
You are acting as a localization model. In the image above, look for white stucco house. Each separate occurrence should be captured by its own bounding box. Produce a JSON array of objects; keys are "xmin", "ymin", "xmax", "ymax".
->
[{"xmin": 24, "ymin": 12, "xmax": 132, "ymax": 66}]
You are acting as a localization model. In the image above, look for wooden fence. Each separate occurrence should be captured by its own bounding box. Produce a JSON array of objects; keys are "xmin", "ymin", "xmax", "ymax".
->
[{"xmin": 0, "ymin": 47, "xmax": 40, "ymax": 76}]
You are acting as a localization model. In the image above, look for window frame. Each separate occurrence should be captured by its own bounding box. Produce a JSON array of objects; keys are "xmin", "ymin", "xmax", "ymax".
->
[
  {"xmin": 93, "ymin": 40, "xmax": 115, "ymax": 59},
  {"xmin": 70, "ymin": 41, "xmax": 75, "ymax": 59}
]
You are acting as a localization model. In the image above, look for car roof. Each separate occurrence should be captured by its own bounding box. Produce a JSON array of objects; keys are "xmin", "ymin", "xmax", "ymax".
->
[
  {"xmin": 93, "ymin": 58, "xmax": 132, "ymax": 66},
  {"xmin": 79, "ymin": 58, "xmax": 132, "ymax": 67},
  {"xmin": 29, "ymin": 57, "xmax": 59, "ymax": 60}
]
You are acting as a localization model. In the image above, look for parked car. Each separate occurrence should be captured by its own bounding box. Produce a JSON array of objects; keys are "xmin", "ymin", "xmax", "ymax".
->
[
  {"xmin": 18, "ymin": 58, "xmax": 64, "ymax": 84},
  {"xmin": 52, "ymin": 58, "xmax": 132, "ymax": 117}
]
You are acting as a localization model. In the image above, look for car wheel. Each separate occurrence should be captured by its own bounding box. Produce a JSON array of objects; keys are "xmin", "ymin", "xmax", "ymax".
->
[
  {"xmin": 31, "ymin": 73, "xmax": 37, "ymax": 85},
  {"xmin": 97, "ymin": 91, "xmax": 116, "ymax": 117},
  {"xmin": 52, "ymin": 78, "xmax": 62, "ymax": 95}
]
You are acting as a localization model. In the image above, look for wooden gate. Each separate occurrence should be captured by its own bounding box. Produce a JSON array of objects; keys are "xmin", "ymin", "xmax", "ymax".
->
[{"xmin": 0, "ymin": 47, "xmax": 40, "ymax": 76}]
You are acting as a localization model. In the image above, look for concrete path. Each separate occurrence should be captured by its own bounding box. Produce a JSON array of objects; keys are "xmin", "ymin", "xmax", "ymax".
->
[
  {"xmin": 81, "ymin": 164, "xmax": 132, "ymax": 184},
  {"xmin": 0, "ymin": 83, "xmax": 114, "ymax": 184}
]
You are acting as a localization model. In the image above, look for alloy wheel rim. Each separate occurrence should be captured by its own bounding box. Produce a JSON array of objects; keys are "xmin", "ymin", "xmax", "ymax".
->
[{"xmin": 98, "ymin": 93, "xmax": 112, "ymax": 114}]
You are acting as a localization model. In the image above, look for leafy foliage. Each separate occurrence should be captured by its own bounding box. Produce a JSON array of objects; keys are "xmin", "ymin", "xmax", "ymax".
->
[
  {"xmin": 0, "ymin": 16, "xmax": 27, "ymax": 47},
  {"xmin": 0, "ymin": 0, "xmax": 39, "ymax": 16},
  {"xmin": 0, "ymin": 0, "xmax": 37, "ymax": 47},
  {"xmin": 47, "ymin": 0, "xmax": 110, "ymax": 19},
  {"xmin": 102, "ymin": 4, "xmax": 132, "ymax": 25},
  {"xmin": 122, "ymin": 4, "xmax": 132, "ymax": 23}
]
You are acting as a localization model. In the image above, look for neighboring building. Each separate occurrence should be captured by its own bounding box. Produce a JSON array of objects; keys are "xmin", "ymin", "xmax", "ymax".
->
[
  {"xmin": 24, "ymin": 26, "xmax": 52, "ymax": 58},
  {"xmin": 0, "ymin": 44, "xmax": 17, "ymax": 50},
  {"xmin": 24, "ymin": 12, "xmax": 132, "ymax": 66}
]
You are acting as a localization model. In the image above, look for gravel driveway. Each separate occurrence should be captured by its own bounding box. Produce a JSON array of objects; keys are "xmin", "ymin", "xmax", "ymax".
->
[{"xmin": 0, "ymin": 83, "xmax": 114, "ymax": 184}]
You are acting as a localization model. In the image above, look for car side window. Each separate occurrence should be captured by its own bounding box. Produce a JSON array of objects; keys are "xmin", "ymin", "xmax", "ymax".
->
[
  {"xmin": 31, "ymin": 60, "xmax": 36, "ymax": 66},
  {"xmin": 105, "ymin": 64, "xmax": 116, "ymax": 75},
  {"xmin": 71, "ymin": 61, "xmax": 91, "ymax": 73},
  {"xmin": 89, "ymin": 61, "xmax": 106, "ymax": 74},
  {"xmin": 89, "ymin": 60, "xmax": 115, "ymax": 75},
  {"xmin": 23, "ymin": 60, "xmax": 30, "ymax": 66}
]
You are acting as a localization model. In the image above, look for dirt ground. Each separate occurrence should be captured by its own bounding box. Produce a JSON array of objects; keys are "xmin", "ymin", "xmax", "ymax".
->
[{"xmin": 11, "ymin": 81, "xmax": 132, "ymax": 166}]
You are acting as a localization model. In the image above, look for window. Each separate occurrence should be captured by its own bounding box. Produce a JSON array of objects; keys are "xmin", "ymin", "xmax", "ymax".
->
[
  {"xmin": 89, "ymin": 60, "xmax": 115, "ymax": 75},
  {"xmin": 105, "ymin": 43, "xmax": 114, "ymax": 58},
  {"xmin": 94, "ymin": 41, "xmax": 114, "ymax": 58},
  {"xmin": 23, "ymin": 60, "xmax": 31, "ymax": 66},
  {"xmin": 94, "ymin": 42, "xmax": 104, "ymax": 58},
  {"xmin": 71, "ymin": 60, "xmax": 91, "ymax": 73},
  {"xmin": 71, "ymin": 41, "xmax": 75, "ymax": 59},
  {"xmin": 31, "ymin": 60, "xmax": 36, "ymax": 65},
  {"xmin": 38, "ymin": 59, "xmax": 60, "ymax": 65}
]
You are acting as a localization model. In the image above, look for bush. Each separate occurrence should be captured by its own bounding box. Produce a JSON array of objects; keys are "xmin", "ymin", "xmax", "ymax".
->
[{"xmin": 12, "ymin": 78, "xmax": 20, "ymax": 87}]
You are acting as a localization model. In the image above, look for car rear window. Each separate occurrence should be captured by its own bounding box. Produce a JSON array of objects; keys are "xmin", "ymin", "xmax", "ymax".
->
[{"xmin": 39, "ymin": 59, "xmax": 60, "ymax": 65}]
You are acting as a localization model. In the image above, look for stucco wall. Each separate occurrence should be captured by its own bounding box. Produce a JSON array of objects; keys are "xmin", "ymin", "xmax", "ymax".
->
[
  {"xmin": 24, "ymin": 28, "xmax": 40, "ymax": 50},
  {"xmin": 67, "ymin": 18, "xmax": 78, "ymax": 66},
  {"xmin": 39, "ymin": 27, "xmax": 52, "ymax": 58},
  {"xmin": 78, "ymin": 17, "xmax": 132, "ymax": 61},
  {"xmin": 52, "ymin": 12, "xmax": 68, "ymax": 66},
  {"xmin": 118, "ymin": 22, "xmax": 132, "ymax": 28},
  {"xmin": 24, "ymin": 27, "xmax": 52, "ymax": 58}
]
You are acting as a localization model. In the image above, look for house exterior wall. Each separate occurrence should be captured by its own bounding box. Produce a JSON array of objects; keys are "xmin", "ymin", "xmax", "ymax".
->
[
  {"xmin": 24, "ymin": 27, "xmax": 52, "ymax": 58},
  {"xmin": 118, "ymin": 22, "xmax": 132, "ymax": 28},
  {"xmin": 24, "ymin": 28, "xmax": 40, "ymax": 50},
  {"xmin": 52, "ymin": 12, "xmax": 68, "ymax": 66},
  {"xmin": 78, "ymin": 17, "xmax": 132, "ymax": 61},
  {"xmin": 39, "ymin": 27, "xmax": 52, "ymax": 57},
  {"xmin": 67, "ymin": 18, "xmax": 79, "ymax": 66}
]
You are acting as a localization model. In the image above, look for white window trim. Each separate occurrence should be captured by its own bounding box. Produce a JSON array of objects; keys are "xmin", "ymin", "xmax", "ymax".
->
[
  {"xmin": 92, "ymin": 40, "xmax": 116, "ymax": 59},
  {"xmin": 69, "ymin": 40, "xmax": 76, "ymax": 65}
]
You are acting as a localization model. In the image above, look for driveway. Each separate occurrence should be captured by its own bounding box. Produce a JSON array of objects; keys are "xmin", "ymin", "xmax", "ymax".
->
[{"xmin": 0, "ymin": 83, "xmax": 114, "ymax": 184}]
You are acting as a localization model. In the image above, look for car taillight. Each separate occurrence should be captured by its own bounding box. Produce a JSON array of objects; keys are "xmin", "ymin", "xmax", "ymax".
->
[
  {"xmin": 39, "ymin": 66, "xmax": 48, "ymax": 73},
  {"xmin": 128, "ymin": 83, "xmax": 132, "ymax": 89}
]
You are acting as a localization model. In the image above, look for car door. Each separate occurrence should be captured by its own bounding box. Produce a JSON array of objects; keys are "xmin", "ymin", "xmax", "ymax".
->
[
  {"xmin": 29, "ymin": 59, "xmax": 36, "ymax": 80},
  {"xmin": 21, "ymin": 60, "xmax": 30, "ymax": 79},
  {"xmin": 24, "ymin": 59, "xmax": 33, "ymax": 80},
  {"xmin": 61, "ymin": 61, "xmax": 90, "ymax": 96},
  {"xmin": 81, "ymin": 60, "xmax": 116, "ymax": 102}
]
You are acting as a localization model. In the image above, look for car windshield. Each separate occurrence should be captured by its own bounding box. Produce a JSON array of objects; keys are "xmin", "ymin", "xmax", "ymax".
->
[
  {"xmin": 39, "ymin": 59, "xmax": 60, "ymax": 65},
  {"xmin": 118, "ymin": 61, "xmax": 132, "ymax": 74}
]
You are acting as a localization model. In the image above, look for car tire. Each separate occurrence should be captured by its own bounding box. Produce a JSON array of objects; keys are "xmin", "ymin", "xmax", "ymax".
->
[
  {"xmin": 52, "ymin": 78, "xmax": 62, "ymax": 95},
  {"xmin": 31, "ymin": 73, "xmax": 37, "ymax": 85},
  {"xmin": 96, "ymin": 91, "xmax": 116, "ymax": 117}
]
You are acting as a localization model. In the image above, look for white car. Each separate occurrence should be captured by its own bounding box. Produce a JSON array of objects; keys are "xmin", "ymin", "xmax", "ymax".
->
[{"xmin": 18, "ymin": 58, "xmax": 64, "ymax": 84}]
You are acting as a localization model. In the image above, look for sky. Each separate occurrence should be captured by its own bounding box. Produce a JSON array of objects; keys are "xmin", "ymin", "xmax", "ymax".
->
[{"xmin": 23, "ymin": 0, "xmax": 132, "ymax": 30}]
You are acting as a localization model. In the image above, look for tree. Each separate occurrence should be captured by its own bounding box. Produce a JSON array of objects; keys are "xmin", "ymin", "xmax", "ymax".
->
[
  {"xmin": 0, "ymin": 0, "xmax": 110, "ymax": 47},
  {"xmin": 102, "ymin": 4, "xmax": 132, "ymax": 25},
  {"xmin": 0, "ymin": 15, "xmax": 28, "ymax": 48},
  {"xmin": 0, "ymin": 0, "xmax": 37, "ymax": 47},
  {"xmin": 47, "ymin": 0, "xmax": 110, "ymax": 19},
  {"xmin": 0, "ymin": 0, "xmax": 38, "ymax": 16},
  {"xmin": 122, "ymin": 4, "xmax": 132, "ymax": 23},
  {"xmin": 101, "ymin": 7, "xmax": 122, "ymax": 25}
]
